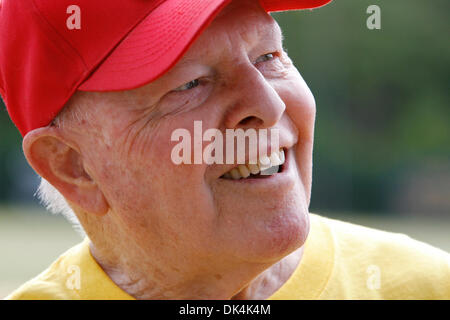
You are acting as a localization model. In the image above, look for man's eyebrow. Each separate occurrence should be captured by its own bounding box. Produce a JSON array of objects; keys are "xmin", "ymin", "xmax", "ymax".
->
[
  {"xmin": 172, "ymin": 58, "xmax": 196, "ymax": 68},
  {"xmin": 270, "ymin": 24, "xmax": 289, "ymax": 55},
  {"xmin": 275, "ymin": 23, "xmax": 285, "ymax": 44},
  {"xmin": 269, "ymin": 21, "xmax": 284, "ymax": 42},
  {"xmin": 166, "ymin": 56, "xmax": 205, "ymax": 73},
  {"xmin": 258, "ymin": 21, "xmax": 285, "ymax": 46}
]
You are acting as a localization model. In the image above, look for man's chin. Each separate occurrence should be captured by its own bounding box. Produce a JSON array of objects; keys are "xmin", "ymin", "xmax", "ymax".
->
[
  {"xmin": 266, "ymin": 210, "xmax": 309, "ymax": 261},
  {"xmin": 235, "ymin": 208, "xmax": 310, "ymax": 264}
]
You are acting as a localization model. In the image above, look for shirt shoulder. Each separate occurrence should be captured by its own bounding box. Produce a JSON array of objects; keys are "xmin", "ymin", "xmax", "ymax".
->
[
  {"xmin": 5, "ymin": 278, "xmax": 74, "ymax": 300},
  {"xmin": 4, "ymin": 242, "xmax": 84, "ymax": 300},
  {"xmin": 5, "ymin": 238, "xmax": 135, "ymax": 300},
  {"xmin": 314, "ymin": 214, "xmax": 450, "ymax": 299}
]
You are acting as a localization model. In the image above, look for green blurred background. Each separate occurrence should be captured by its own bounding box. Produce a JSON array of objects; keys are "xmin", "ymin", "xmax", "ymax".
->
[{"xmin": 1, "ymin": 0, "xmax": 449, "ymax": 298}]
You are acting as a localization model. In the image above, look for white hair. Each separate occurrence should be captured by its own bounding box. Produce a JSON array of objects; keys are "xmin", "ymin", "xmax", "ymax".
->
[{"xmin": 36, "ymin": 178, "xmax": 86, "ymax": 237}]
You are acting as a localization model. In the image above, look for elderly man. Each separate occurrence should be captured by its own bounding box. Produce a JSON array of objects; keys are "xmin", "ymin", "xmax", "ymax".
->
[{"xmin": 1, "ymin": 0, "xmax": 449, "ymax": 300}]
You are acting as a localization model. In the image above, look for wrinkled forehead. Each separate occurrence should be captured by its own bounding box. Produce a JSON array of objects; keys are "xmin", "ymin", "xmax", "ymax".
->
[
  {"xmin": 193, "ymin": 0, "xmax": 283, "ymax": 54},
  {"xmin": 217, "ymin": 0, "xmax": 275, "ymax": 22}
]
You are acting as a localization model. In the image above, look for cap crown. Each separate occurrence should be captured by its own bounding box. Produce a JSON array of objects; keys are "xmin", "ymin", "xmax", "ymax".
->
[{"xmin": 0, "ymin": 0, "xmax": 161, "ymax": 136}]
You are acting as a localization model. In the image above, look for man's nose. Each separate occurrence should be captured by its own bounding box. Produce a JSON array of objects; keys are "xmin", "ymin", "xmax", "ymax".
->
[{"xmin": 224, "ymin": 65, "xmax": 286, "ymax": 130}]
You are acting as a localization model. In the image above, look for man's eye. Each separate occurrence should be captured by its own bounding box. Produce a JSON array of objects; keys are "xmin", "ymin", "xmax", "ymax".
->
[
  {"xmin": 255, "ymin": 53, "xmax": 275, "ymax": 64},
  {"xmin": 173, "ymin": 79, "xmax": 200, "ymax": 92}
]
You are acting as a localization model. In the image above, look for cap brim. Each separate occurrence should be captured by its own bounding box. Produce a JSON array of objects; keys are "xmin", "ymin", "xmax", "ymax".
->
[{"xmin": 79, "ymin": 0, "xmax": 332, "ymax": 91}]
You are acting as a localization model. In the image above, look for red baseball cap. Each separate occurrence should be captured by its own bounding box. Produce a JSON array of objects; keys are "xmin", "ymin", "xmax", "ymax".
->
[{"xmin": 0, "ymin": 0, "xmax": 332, "ymax": 137}]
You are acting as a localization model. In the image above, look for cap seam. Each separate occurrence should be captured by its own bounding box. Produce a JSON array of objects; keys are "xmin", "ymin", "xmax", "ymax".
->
[
  {"xmin": 80, "ymin": 0, "xmax": 167, "ymax": 86},
  {"xmin": 29, "ymin": 0, "xmax": 88, "ymax": 70}
]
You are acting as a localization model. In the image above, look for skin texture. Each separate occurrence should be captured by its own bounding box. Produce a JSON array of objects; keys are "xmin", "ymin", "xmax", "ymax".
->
[{"xmin": 23, "ymin": 0, "xmax": 316, "ymax": 299}]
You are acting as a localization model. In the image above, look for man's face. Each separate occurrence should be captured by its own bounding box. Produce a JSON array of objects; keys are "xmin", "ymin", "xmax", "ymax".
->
[{"xmin": 75, "ymin": 0, "xmax": 315, "ymax": 278}]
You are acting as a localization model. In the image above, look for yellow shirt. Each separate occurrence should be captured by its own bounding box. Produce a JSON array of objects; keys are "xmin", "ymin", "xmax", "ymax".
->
[{"xmin": 6, "ymin": 214, "xmax": 450, "ymax": 300}]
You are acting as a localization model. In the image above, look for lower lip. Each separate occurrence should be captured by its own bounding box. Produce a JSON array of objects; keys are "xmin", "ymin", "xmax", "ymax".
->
[{"xmin": 218, "ymin": 148, "xmax": 295, "ymax": 190}]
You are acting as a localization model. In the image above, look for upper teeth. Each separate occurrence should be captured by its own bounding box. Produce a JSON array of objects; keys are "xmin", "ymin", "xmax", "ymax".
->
[{"xmin": 222, "ymin": 149, "xmax": 285, "ymax": 180}]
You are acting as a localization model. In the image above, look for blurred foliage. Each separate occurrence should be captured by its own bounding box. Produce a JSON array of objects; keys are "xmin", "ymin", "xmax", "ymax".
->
[
  {"xmin": 0, "ymin": 102, "xmax": 24, "ymax": 203},
  {"xmin": 0, "ymin": 0, "xmax": 449, "ymax": 214}
]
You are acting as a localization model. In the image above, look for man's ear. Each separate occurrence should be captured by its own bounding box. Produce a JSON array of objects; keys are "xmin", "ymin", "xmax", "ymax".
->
[{"xmin": 23, "ymin": 127, "xmax": 109, "ymax": 216}]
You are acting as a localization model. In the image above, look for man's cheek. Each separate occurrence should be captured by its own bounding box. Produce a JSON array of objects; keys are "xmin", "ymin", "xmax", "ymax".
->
[
  {"xmin": 273, "ymin": 78, "xmax": 315, "ymax": 201},
  {"xmin": 276, "ymin": 85, "xmax": 315, "ymax": 136}
]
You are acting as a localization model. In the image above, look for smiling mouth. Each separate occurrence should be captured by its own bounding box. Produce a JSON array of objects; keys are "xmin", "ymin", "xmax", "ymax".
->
[{"xmin": 220, "ymin": 148, "xmax": 286, "ymax": 180}]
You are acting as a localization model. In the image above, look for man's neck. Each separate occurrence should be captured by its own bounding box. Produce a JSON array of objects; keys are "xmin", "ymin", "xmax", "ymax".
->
[
  {"xmin": 90, "ymin": 242, "xmax": 304, "ymax": 300},
  {"xmin": 231, "ymin": 247, "xmax": 303, "ymax": 300}
]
